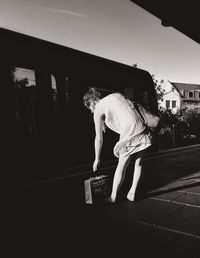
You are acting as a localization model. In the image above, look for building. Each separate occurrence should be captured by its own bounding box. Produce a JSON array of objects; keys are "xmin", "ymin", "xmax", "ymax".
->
[{"xmin": 159, "ymin": 81, "xmax": 200, "ymax": 113}]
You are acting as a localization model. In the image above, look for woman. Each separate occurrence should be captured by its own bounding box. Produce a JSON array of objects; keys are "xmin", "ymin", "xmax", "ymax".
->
[{"xmin": 83, "ymin": 88, "xmax": 152, "ymax": 203}]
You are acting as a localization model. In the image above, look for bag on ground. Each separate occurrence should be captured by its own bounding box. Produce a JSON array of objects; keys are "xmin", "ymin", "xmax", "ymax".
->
[{"xmin": 84, "ymin": 175, "xmax": 110, "ymax": 204}]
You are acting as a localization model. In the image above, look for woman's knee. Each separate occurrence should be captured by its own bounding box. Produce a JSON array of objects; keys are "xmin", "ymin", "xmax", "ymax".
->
[
  {"xmin": 135, "ymin": 157, "xmax": 143, "ymax": 168},
  {"xmin": 135, "ymin": 150, "xmax": 146, "ymax": 165},
  {"xmin": 119, "ymin": 155, "xmax": 131, "ymax": 165}
]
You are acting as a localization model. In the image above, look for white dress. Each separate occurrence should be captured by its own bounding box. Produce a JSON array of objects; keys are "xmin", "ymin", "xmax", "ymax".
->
[{"xmin": 94, "ymin": 93, "xmax": 152, "ymax": 158}]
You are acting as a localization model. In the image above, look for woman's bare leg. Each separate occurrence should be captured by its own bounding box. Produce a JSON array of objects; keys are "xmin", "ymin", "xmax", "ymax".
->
[
  {"xmin": 127, "ymin": 149, "xmax": 146, "ymax": 201},
  {"xmin": 108, "ymin": 155, "xmax": 131, "ymax": 203}
]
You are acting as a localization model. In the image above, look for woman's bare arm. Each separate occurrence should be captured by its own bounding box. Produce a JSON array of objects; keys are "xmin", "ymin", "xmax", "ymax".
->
[{"xmin": 93, "ymin": 111, "xmax": 104, "ymax": 171}]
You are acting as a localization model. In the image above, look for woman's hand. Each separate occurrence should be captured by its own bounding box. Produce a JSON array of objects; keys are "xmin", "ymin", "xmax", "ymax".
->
[{"xmin": 93, "ymin": 159, "xmax": 100, "ymax": 172}]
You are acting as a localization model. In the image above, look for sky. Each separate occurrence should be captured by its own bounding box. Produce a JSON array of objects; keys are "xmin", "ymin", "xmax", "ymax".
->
[{"xmin": 0, "ymin": 0, "xmax": 200, "ymax": 84}]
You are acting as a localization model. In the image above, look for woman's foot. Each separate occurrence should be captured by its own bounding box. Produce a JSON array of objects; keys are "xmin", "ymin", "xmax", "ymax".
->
[
  {"xmin": 105, "ymin": 196, "xmax": 116, "ymax": 204},
  {"xmin": 127, "ymin": 192, "xmax": 135, "ymax": 202}
]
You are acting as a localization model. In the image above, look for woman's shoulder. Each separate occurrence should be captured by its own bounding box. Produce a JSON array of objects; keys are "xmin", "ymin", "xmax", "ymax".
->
[
  {"xmin": 103, "ymin": 92, "xmax": 124, "ymax": 100},
  {"xmin": 98, "ymin": 92, "xmax": 125, "ymax": 107}
]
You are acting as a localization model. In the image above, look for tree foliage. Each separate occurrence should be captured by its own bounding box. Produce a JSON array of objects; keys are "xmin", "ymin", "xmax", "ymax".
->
[
  {"xmin": 158, "ymin": 108, "xmax": 200, "ymax": 149},
  {"xmin": 151, "ymin": 74, "xmax": 165, "ymax": 102}
]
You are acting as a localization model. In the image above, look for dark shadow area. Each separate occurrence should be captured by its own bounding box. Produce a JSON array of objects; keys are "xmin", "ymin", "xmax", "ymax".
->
[
  {"xmin": 137, "ymin": 147, "xmax": 200, "ymax": 198},
  {"xmin": 115, "ymin": 146, "xmax": 200, "ymax": 200},
  {"xmin": 0, "ymin": 27, "xmax": 158, "ymax": 190},
  {"xmin": 1, "ymin": 146, "xmax": 200, "ymax": 258},
  {"xmin": 141, "ymin": 181, "xmax": 200, "ymax": 199}
]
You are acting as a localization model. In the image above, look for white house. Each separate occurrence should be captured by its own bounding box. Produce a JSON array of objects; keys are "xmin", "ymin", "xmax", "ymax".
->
[{"xmin": 158, "ymin": 81, "xmax": 200, "ymax": 113}]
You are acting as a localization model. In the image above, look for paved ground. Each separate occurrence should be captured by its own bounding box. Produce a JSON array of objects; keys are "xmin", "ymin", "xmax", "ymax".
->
[{"xmin": 2, "ymin": 145, "xmax": 200, "ymax": 257}]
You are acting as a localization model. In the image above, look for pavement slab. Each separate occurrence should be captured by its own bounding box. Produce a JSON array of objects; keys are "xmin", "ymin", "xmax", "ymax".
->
[
  {"xmin": 117, "ymin": 221, "xmax": 193, "ymax": 258},
  {"xmin": 149, "ymin": 191, "xmax": 185, "ymax": 202},
  {"xmin": 126, "ymin": 198, "xmax": 184, "ymax": 225},
  {"xmin": 159, "ymin": 179, "xmax": 199, "ymax": 191},
  {"xmin": 176, "ymin": 237, "xmax": 200, "ymax": 258},
  {"xmin": 158, "ymin": 205, "xmax": 200, "ymax": 236},
  {"xmin": 183, "ymin": 185, "xmax": 200, "ymax": 194},
  {"xmin": 173, "ymin": 192, "xmax": 200, "ymax": 207}
]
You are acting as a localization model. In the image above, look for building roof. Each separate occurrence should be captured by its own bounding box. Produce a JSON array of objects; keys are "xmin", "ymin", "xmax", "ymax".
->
[
  {"xmin": 171, "ymin": 82, "xmax": 200, "ymax": 91},
  {"xmin": 170, "ymin": 82, "xmax": 200, "ymax": 102}
]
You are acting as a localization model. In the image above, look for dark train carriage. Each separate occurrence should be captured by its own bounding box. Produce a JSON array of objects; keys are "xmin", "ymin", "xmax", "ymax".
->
[{"xmin": 0, "ymin": 28, "xmax": 158, "ymax": 189}]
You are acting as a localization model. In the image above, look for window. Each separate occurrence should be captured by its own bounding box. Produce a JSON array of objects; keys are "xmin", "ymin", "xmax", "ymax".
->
[
  {"xmin": 14, "ymin": 67, "xmax": 37, "ymax": 134},
  {"xmin": 189, "ymin": 92, "xmax": 193, "ymax": 98},
  {"xmin": 184, "ymin": 91, "xmax": 189, "ymax": 98},
  {"xmin": 166, "ymin": 100, "xmax": 170, "ymax": 108},
  {"xmin": 172, "ymin": 100, "xmax": 176, "ymax": 108}
]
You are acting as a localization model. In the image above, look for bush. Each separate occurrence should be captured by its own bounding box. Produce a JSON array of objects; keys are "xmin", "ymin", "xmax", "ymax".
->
[{"xmin": 157, "ymin": 108, "xmax": 200, "ymax": 149}]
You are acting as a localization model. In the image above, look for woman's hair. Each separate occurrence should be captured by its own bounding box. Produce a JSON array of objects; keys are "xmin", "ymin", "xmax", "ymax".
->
[{"xmin": 83, "ymin": 87, "xmax": 102, "ymax": 109}]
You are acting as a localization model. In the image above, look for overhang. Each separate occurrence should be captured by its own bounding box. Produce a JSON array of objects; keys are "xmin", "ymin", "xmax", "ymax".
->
[{"xmin": 130, "ymin": 1, "xmax": 200, "ymax": 44}]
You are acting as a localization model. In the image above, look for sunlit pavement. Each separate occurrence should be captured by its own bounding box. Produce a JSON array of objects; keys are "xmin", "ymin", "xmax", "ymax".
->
[{"xmin": 1, "ymin": 145, "xmax": 200, "ymax": 257}]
